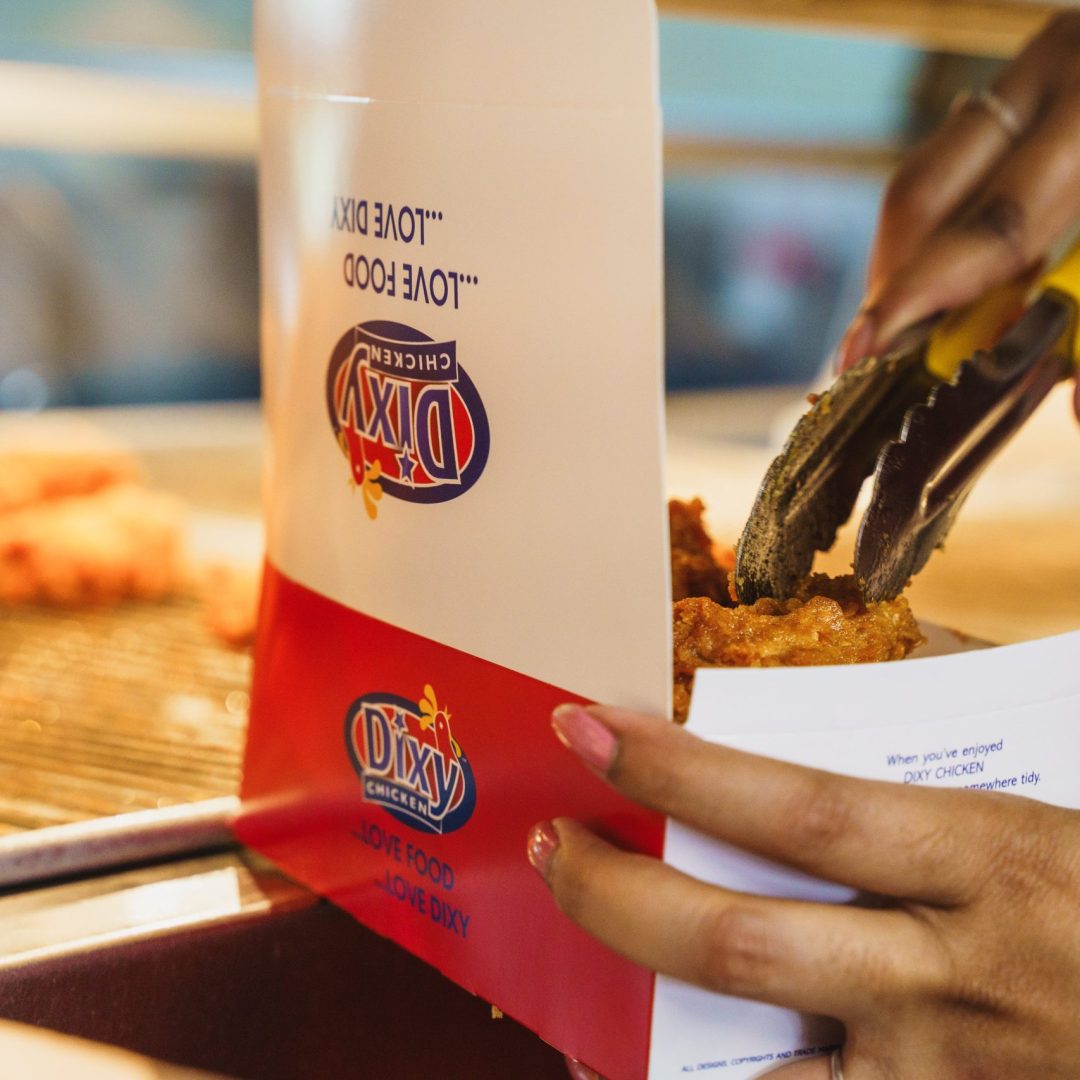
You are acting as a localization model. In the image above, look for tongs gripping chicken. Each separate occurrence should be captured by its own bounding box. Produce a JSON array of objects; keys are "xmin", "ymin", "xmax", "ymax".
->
[{"xmin": 735, "ymin": 238, "xmax": 1080, "ymax": 605}]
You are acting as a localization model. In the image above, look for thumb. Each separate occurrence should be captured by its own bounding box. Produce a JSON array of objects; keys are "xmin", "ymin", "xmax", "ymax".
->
[
  {"xmin": 837, "ymin": 226, "xmax": 1041, "ymax": 373},
  {"xmin": 842, "ymin": 212, "xmax": 1033, "ymax": 372}
]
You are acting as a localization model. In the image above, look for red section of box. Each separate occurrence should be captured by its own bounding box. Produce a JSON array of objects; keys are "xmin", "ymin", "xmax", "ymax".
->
[{"xmin": 238, "ymin": 562, "xmax": 664, "ymax": 1080}]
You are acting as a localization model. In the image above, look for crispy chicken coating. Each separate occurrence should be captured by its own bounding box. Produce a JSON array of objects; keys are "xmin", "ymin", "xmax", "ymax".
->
[
  {"xmin": 672, "ymin": 573, "xmax": 924, "ymax": 722},
  {"xmin": 0, "ymin": 484, "xmax": 186, "ymax": 605},
  {"xmin": 200, "ymin": 562, "xmax": 261, "ymax": 647},
  {"xmin": 669, "ymin": 498, "xmax": 735, "ymax": 605},
  {"xmin": 0, "ymin": 422, "xmax": 141, "ymax": 515},
  {"xmin": 670, "ymin": 497, "xmax": 924, "ymax": 722},
  {"xmin": 0, "ymin": 451, "xmax": 140, "ymax": 515}
]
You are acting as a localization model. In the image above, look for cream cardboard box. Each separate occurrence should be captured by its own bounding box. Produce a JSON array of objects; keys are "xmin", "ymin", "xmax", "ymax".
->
[{"xmin": 238, "ymin": 3, "xmax": 1080, "ymax": 1078}]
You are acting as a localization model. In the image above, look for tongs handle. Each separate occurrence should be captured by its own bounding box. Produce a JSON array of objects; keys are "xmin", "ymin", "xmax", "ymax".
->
[
  {"xmin": 924, "ymin": 277, "xmax": 1031, "ymax": 381},
  {"xmin": 925, "ymin": 235, "xmax": 1080, "ymax": 381},
  {"xmin": 854, "ymin": 235, "xmax": 1080, "ymax": 602},
  {"xmin": 1038, "ymin": 236, "xmax": 1080, "ymax": 371}
]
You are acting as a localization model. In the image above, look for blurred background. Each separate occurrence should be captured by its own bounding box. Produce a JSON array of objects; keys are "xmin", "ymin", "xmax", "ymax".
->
[
  {"xmin": 0, "ymin": 0, "xmax": 1008, "ymax": 408},
  {"xmin": 0, "ymin": 0, "xmax": 256, "ymax": 409}
]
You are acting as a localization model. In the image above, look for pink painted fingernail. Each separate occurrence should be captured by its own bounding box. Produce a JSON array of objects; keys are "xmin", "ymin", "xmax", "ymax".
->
[
  {"xmin": 564, "ymin": 1056, "xmax": 602, "ymax": 1080},
  {"xmin": 551, "ymin": 704, "xmax": 618, "ymax": 774},
  {"xmin": 527, "ymin": 820, "xmax": 559, "ymax": 879},
  {"xmin": 836, "ymin": 308, "xmax": 877, "ymax": 371}
]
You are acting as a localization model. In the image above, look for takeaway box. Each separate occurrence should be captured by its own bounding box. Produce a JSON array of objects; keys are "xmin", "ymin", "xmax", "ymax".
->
[{"xmin": 237, "ymin": 3, "xmax": 1080, "ymax": 1077}]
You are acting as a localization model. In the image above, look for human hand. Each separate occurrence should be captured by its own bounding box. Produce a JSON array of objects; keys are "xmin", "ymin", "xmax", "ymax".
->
[
  {"xmin": 530, "ymin": 703, "xmax": 1080, "ymax": 1079},
  {"xmin": 836, "ymin": 12, "xmax": 1080, "ymax": 421}
]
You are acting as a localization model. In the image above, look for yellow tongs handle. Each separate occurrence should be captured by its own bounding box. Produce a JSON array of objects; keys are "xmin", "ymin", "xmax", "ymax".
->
[
  {"xmin": 925, "ymin": 235, "xmax": 1080, "ymax": 381},
  {"xmin": 1037, "ymin": 236, "xmax": 1080, "ymax": 370}
]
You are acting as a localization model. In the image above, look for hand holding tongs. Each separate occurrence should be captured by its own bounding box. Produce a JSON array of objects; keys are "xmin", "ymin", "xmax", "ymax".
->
[{"xmin": 735, "ymin": 237, "xmax": 1080, "ymax": 605}]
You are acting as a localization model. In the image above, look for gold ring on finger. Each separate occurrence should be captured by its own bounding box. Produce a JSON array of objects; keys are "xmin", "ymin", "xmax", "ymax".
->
[
  {"xmin": 830, "ymin": 1048, "xmax": 846, "ymax": 1080},
  {"xmin": 950, "ymin": 87, "xmax": 1023, "ymax": 139}
]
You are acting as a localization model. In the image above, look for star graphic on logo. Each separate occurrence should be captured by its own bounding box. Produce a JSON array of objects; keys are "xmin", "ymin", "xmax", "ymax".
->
[
  {"xmin": 391, "ymin": 710, "xmax": 408, "ymax": 732},
  {"xmin": 396, "ymin": 448, "xmax": 418, "ymax": 485}
]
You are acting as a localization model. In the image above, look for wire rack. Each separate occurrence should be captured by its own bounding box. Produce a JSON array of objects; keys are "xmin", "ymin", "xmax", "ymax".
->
[{"xmin": 0, "ymin": 596, "xmax": 250, "ymax": 835}]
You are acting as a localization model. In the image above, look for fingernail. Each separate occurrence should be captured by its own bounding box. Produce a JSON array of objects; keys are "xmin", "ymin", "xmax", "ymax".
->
[
  {"xmin": 551, "ymin": 704, "xmax": 618, "ymax": 774},
  {"xmin": 527, "ymin": 820, "xmax": 559, "ymax": 879},
  {"xmin": 564, "ymin": 1056, "xmax": 602, "ymax": 1080},
  {"xmin": 836, "ymin": 308, "xmax": 877, "ymax": 371}
]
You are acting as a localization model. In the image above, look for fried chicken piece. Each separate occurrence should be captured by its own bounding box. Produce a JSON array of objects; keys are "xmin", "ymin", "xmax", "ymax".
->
[
  {"xmin": 669, "ymin": 498, "xmax": 735, "ymax": 605},
  {"xmin": 200, "ymin": 562, "xmax": 262, "ymax": 647},
  {"xmin": 672, "ymin": 573, "xmax": 924, "ymax": 723},
  {"xmin": 0, "ymin": 420, "xmax": 141, "ymax": 515},
  {"xmin": 0, "ymin": 484, "xmax": 186, "ymax": 605},
  {"xmin": 0, "ymin": 451, "xmax": 141, "ymax": 515}
]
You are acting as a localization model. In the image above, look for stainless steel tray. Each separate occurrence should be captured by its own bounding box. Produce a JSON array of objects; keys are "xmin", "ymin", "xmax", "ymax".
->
[
  {"xmin": 0, "ymin": 592, "xmax": 249, "ymax": 891},
  {"xmin": 0, "ymin": 595, "xmax": 249, "ymax": 836}
]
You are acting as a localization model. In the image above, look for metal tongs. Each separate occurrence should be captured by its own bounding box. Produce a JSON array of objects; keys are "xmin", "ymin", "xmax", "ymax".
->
[{"xmin": 735, "ymin": 238, "xmax": 1080, "ymax": 604}]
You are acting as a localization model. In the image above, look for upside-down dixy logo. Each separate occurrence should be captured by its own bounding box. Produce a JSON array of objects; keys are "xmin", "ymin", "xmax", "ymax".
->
[
  {"xmin": 345, "ymin": 685, "xmax": 476, "ymax": 835},
  {"xmin": 326, "ymin": 320, "xmax": 490, "ymax": 519}
]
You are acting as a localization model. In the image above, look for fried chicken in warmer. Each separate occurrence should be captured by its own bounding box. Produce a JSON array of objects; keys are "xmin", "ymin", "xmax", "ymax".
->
[
  {"xmin": 670, "ymin": 502, "xmax": 924, "ymax": 723},
  {"xmin": 200, "ymin": 562, "xmax": 262, "ymax": 647},
  {"xmin": 0, "ymin": 422, "xmax": 141, "ymax": 515},
  {"xmin": 0, "ymin": 484, "xmax": 186, "ymax": 605},
  {"xmin": 0, "ymin": 450, "xmax": 141, "ymax": 515},
  {"xmin": 669, "ymin": 498, "xmax": 735, "ymax": 605}
]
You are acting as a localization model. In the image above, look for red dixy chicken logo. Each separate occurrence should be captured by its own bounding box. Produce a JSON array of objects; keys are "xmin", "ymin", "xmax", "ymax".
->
[
  {"xmin": 345, "ymin": 685, "xmax": 477, "ymax": 835},
  {"xmin": 326, "ymin": 320, "xmax": 490, "ymax": 519}
]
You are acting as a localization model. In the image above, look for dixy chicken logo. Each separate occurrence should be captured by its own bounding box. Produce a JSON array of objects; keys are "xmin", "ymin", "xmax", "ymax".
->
[
  {"xmin": 326, "ymin": 320, "xmax": 490, "ymax": 519},
  {"xmin": 345, "ymin": 685, "xmax": 476, "ymax": 835}
]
